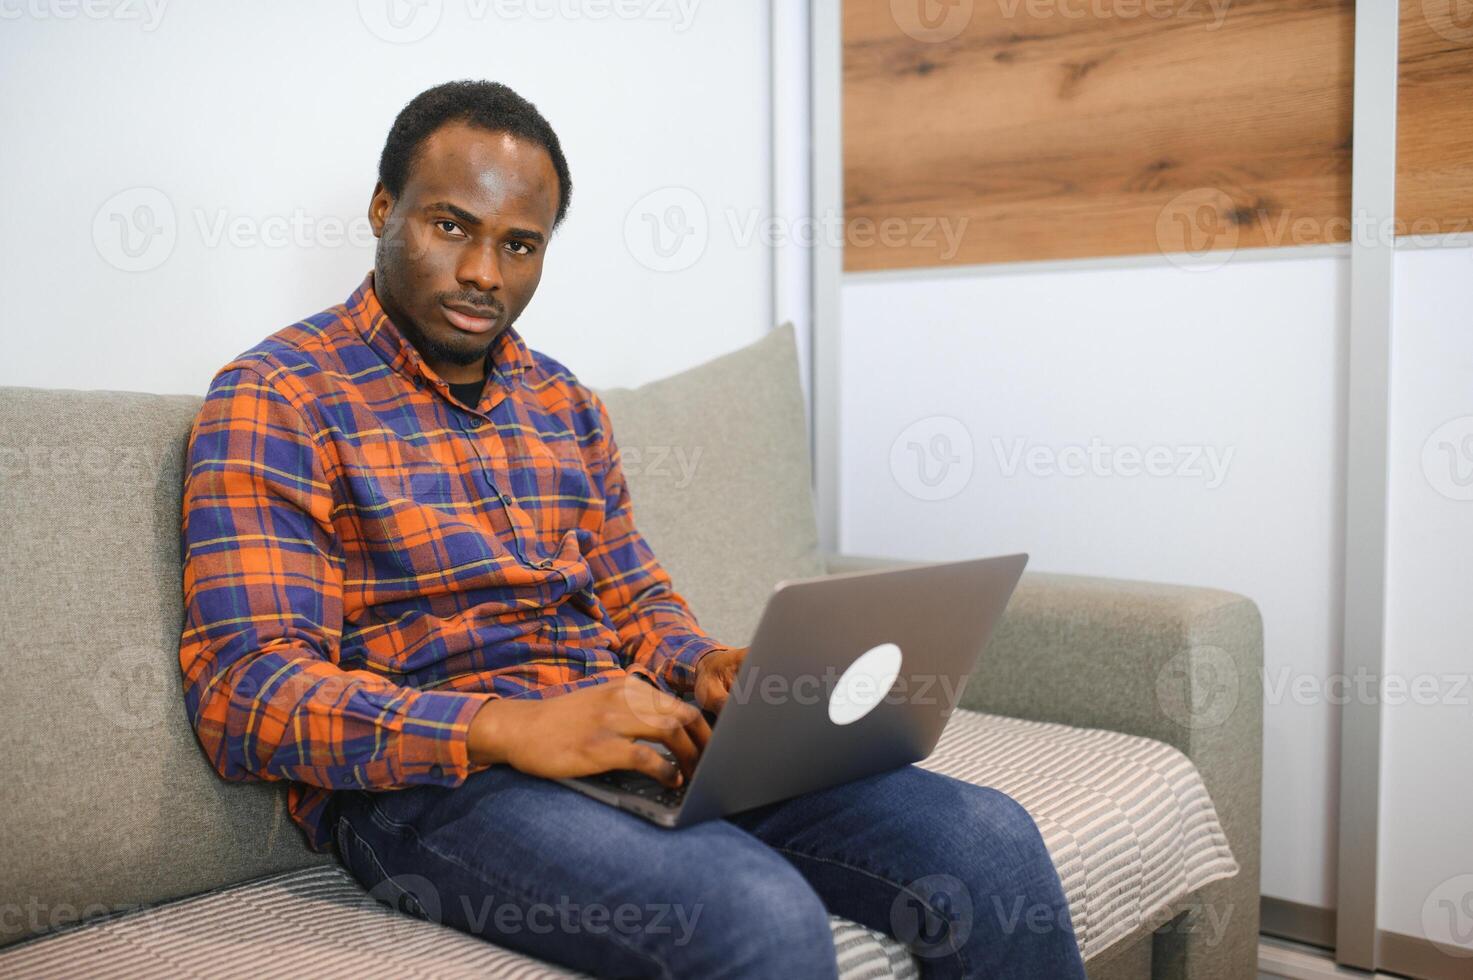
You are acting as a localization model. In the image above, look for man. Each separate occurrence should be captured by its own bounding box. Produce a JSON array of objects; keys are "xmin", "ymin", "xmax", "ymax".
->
[{"xmin": 179, "ymin": 80, "xmax": 1086, "ymax": 979}]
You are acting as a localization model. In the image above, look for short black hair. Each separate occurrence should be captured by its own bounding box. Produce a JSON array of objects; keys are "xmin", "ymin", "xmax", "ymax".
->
[{"xmin": 378, "ymin": 80, "xmax": 572, "ymax": 228}]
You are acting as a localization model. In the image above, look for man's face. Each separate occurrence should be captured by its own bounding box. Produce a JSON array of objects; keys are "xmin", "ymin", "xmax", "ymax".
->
[{"xmin": 368, "ymin": 121, "xmax": 560, "ymax": 383}]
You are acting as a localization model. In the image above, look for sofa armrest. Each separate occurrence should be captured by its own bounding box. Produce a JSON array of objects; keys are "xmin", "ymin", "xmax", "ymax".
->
[
  {"xmin": 824, "ymin": 553, "xmax": 1264, "ymax": 977},
  {"xmin": 824, "ymin": 553, "xmax": 1262, "ymax": 752}
]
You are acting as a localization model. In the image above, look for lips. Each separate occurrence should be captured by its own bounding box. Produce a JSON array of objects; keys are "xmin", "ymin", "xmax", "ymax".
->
[{"xmin": 440, "ymin": 303, "xmax": 500, "ymax": 334}]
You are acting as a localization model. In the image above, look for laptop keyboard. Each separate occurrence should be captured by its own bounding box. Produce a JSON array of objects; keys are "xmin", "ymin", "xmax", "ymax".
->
[
  {"xmin": 589, "ymin": 769, "xmax": 686, "ymax": 809},
  {"xmin": 587, "ymin": 741, "xmax": 689, "ymax": 809}
]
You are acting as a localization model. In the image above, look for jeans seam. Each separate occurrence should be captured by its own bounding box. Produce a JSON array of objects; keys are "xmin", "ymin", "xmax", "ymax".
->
[
  {"xmin": 352, "ymin": 792, "xmax": 676, "ymax": 980},
  {"xmin": 766, "ymin": 844, "xmax": 970, "ymax": 976},
  {"xmin": 337, "ymin": 814, "xmax": 423, "ymax": 915}
]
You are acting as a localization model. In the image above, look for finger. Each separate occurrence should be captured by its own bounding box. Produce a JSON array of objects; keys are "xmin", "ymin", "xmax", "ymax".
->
[
  {"xmin": 682, "ymin": 705, "xmax": 713, "ymax": 753},
  {"xmin": 587, "ymin": 736, "xmax": 673, "ymax": 785},
  {"xmin": 613, "ymin": 739, "xmax": 683, "ymax": 788},
  {"xmin": 613, "ymin": 678, "xmax": 711, "ymax": 774},
  {"xmin": 657, "ymin": 723, "xmax": 700, "ymax": 783},
  {"xmin": 608, "ymin": 708, "xmax": 703, "ymax": 780},
  {"xmin": 701, "ymin": 675, "xmax": 731, "ymax": 715},
  {"xmin": 619, "ymin": 675, "xmax": 701, "ymax": 730}
]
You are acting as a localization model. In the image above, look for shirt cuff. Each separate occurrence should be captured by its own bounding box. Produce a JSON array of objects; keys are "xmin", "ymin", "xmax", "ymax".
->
[
  {"xmin": 658, "ymin": 634, "xmax": 731, "ymax": 693},
  {"xmin": 395, "ymin": 689, "xmax": 498, "ymax": 784},
  {"xmin": 626, "ymin": 663, "xmax": 664, "ymax": 689}
]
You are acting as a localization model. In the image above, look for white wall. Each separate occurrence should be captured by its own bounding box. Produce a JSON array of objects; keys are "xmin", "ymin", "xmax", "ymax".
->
[
  {"xmin": 0, "ymin": 0, "xmax": 774, "ymax": 395},
  {"xmin": 1379, "ymin": 242, "xmax": 1473, "ymax": 947},
  {"xmin": 840, "ymin": 241, "xmax": 1473, "ymax": 943},
  {"xmin": 840, "ymin": 250, "xmax": 1351, "ymax": 910}
]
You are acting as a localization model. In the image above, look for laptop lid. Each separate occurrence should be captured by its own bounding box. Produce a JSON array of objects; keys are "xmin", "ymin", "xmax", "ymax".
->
[{"xmin": 674, "ymin": 552, "xmax": 1028, "ymax": 825}]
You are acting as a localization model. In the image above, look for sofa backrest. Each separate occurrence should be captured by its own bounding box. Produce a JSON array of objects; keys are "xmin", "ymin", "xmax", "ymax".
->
[
  {"xmin": 595, "ymin": 324, "xmax": 825, "ymax": 647},
  {"xmin": 0, "ymin": 323, "xmax": 822, "ymax": 946}
]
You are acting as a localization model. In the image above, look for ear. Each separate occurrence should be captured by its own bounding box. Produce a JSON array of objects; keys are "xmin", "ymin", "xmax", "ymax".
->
[{"xmin": 368, "ymin": 182, "xmax": 393, "ymax": 238}]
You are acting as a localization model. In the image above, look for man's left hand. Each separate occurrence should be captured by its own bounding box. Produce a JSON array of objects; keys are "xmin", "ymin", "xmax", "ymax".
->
[{"xmin": 693, "ymin": 646, "xmax": 748, "ymax": 715}]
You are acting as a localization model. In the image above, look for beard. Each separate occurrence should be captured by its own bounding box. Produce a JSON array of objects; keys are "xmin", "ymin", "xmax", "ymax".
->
[
  {"xmin": 373, "ymin": 241, "xmax": 506, "ymax": 370},
  {"xmin": 394, "ymin": 311, "xmax": 498, "ymax": 367}
]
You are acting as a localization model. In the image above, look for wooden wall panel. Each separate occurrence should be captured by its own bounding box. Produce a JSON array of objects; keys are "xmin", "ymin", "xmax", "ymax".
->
[
  {"xmin": 843, "ymin": 0, "xmax": 1355, "ymax": 271},
  {"xmin": 1396, "ymin": 0, "xmax": 1473, "ymax": 236}
]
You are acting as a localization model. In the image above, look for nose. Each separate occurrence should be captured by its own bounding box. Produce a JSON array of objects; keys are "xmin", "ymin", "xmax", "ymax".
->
[{"xmin": 456, "ymin": 240, "xmax": 503, "ymax": 294}]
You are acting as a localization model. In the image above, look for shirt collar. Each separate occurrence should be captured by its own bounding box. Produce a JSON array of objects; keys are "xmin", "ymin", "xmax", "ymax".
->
[{"xmin": 344, "ymin": 271, "xmax": 535, "ymax": 390}]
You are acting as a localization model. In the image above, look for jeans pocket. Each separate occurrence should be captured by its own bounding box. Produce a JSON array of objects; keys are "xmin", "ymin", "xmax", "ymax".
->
[{"xmin": 335, "ymin": 812, "xmax": 431, "ymax": 922}]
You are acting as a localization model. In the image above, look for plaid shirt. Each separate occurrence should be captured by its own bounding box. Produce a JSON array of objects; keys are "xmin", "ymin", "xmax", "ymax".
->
[{"xmin": 179, "ymin": 272, "xmax": 729, "ymax": 852}]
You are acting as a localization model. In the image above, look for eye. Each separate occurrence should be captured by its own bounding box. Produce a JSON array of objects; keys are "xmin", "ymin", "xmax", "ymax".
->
[
  {"xmin": 434, "ymin": 219, "xmax": 464, "ymax": 237},
  {"xmin": 506, "ymin": 241, "xmax": 535, "ymax": 256}
]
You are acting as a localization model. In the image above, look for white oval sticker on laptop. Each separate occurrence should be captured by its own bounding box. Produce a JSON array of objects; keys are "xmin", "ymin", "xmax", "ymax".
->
[{"xmin": 828, "ymin": 642, "xmax": 903, "ymax": 725}]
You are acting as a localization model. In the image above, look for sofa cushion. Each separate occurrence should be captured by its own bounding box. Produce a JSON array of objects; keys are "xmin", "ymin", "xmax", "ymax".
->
[
  {"xmin": 0, "ymin": 324, "xmax": 822, "ymax": 946},
  {"xmin": 921, "ymin": 711, "xmax": 1238, "ymax": 960},
  {"xmin": 0, "ymin": 709, "xmax": 1236, "ymax": 975},
  {"xmin": 0, "ymin": 863, "xmax": 918, "ymax": 980}
]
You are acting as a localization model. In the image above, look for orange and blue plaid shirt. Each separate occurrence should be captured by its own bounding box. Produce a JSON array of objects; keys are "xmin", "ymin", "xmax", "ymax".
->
[{"xmin": 179, "ymin": 272, "xmax": 729, "ymax": 851}]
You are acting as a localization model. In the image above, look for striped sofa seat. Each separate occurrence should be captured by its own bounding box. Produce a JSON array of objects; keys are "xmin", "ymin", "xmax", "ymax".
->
[{"xmin": 0, "ymin": 709, "xmax": 1238, "ymax": 978}]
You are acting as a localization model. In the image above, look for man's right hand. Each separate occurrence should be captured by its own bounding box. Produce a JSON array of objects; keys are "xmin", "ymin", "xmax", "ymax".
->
[{"xmin": 466, "ymin": 675, "xmax": 711, "ymax": 788}]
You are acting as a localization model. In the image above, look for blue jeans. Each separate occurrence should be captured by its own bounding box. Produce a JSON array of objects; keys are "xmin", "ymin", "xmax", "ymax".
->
[{"xmin": 330, "ymin": 764, "xmax": 1087, "ymax": 979}]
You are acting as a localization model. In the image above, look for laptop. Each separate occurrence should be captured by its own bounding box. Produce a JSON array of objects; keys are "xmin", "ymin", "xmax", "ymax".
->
[{"xmin": 560, "ymin": 552, "xmax": 1028, "ymax": 827}]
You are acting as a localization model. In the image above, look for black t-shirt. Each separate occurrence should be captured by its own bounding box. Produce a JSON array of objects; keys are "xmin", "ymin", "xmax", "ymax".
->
[{"xmin": 447, "ymin": 374, "xmax": 487, "ymax": 408}]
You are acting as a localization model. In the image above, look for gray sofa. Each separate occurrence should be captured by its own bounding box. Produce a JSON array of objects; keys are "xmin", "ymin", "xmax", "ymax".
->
[{"xmin": 0, "ymin": 324, "xmax": 1262, "ymax": 978}]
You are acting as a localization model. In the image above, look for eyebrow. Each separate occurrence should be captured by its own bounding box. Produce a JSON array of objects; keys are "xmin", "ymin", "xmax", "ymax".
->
[{"xmin": 425, "ymin": 201, "xmax": 546, "ymax": 244}]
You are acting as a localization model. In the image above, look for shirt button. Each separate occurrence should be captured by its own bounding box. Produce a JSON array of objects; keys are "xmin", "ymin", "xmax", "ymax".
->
[{"xmin": 430, "ymin": 764, "xmax": 444, "ymax": 779}]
